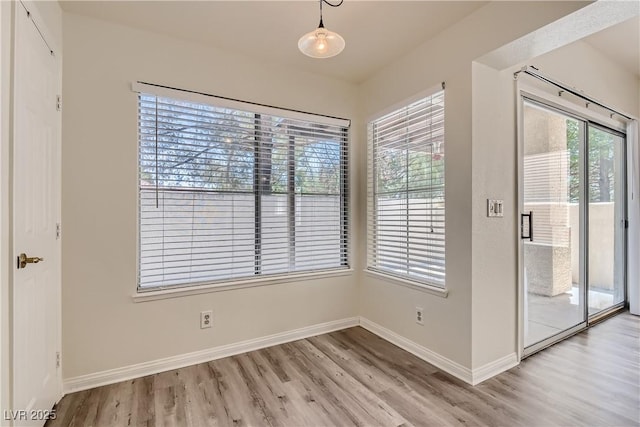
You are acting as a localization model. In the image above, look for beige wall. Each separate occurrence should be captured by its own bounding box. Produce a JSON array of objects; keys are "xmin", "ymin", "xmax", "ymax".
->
[
  {"xmin": 358, "ymin": 1, "xmax": 589, "ymax": 369},
  {"xmin": 61, "ymin": 12, "xmax": 360, "ymax": 379}
]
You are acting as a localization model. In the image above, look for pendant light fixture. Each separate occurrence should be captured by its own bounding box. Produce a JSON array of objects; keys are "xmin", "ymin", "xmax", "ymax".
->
[{"xmin": 298, "ymin": 0, "xmax": 345, "ymax": 59}]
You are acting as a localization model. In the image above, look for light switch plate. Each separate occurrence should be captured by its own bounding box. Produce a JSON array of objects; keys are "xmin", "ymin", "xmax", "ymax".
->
[{"xmin": 487, "ymin": 199, "xmax": 504, "ymax": 217}]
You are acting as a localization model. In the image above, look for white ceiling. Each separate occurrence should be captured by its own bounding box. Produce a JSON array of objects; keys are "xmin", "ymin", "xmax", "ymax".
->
[
  {"xmin": 59, "ymin": 1, "xmax": 488, "ymax": 83},
  {"xmin": 59, "ymin": 1, "xmax": 639, "ymax": 83},
  {"xmin": 583, "ymin": 16, "xmax": 640, "ymax": 78}
]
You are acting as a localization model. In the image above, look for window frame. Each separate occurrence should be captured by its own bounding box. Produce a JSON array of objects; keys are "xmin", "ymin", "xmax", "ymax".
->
[
  {"xmin": 366, "ymin": 86, "xmax": 446, "ymax": 294},
  {"xmin": 133, "ymin": 82, "xmax": 351, "ymax": 296}
]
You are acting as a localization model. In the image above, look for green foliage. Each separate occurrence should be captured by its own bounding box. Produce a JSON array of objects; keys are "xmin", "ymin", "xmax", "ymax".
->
[
  {"xmin": 566, "ymin": 120, "xmax": 618, "ymax": 203},
  {"xmin": 376, "ymin": 147, "xmax": 444, "ymax": 199},
  {"xmin": 139, "ymin": 95, "xmax": 343, "ymax": 196}
]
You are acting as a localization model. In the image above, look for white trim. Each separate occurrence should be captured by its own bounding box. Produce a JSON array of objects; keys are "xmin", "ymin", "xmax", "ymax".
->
[
  {"xmin": 360, "ymin": 317, "xmax": 518, "ymax": 385},
  {"xmin": 359, "ymin": 317, "xmax": 473, "ymax": 384},
  {"xmin": 133, "ymin": 268, "xmax": 354, "ymax": 303},
  {"xmin": 471, "ymin": 353, "xmax": 518, "ymax": 385},
  {"xmin": 628, "ymin": 120, "xmax": 639, "ymax": 315},
  {"xmin": 63, "ymin": 317, "xmax": 359, "ymax": 394},
  {"xmin": 363, "ymin": 269, "xmax": 448, "ymax": 298},
  {"xmin": 131, "ymin": 81, "xmax": 350, "ymax": 128},
  {"xmin": 0, "ymin": 1, "xmax": 12, "ymax": 420},
  {"xmin": 516, "ymin": 78, "xmax": 525, "ymax": 361}
]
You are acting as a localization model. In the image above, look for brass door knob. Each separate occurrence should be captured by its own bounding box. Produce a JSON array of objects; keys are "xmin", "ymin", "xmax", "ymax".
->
[{"xmin": 17, "ymin": 253, "xmax": 44, "ymax": 269}]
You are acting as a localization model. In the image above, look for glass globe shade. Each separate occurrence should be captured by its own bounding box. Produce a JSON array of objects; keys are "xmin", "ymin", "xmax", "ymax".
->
[{"xmin": 298, "ymin": 26, "xmax": 345, "ymax": 58}]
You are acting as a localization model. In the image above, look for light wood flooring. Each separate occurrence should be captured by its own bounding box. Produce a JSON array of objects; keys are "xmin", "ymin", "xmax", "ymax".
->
[{"xmin": 48, "ymin": 312, "xmax": 639, "ymax": 427}]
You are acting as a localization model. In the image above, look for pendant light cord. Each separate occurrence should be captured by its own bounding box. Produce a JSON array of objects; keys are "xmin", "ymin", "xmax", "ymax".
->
[
  {"xmin": 318, "ymin": 0, "xmax": 344, "ymax": 28},
  {"xmin": 321, "ymin": 0, "xmax": 344, "ymax": 8}
]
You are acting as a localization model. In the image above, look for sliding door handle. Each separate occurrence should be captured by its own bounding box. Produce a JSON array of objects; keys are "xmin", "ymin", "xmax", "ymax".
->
[{"xmin": 521, "ymin": 211, "xmax": 533, "ymax": 241}]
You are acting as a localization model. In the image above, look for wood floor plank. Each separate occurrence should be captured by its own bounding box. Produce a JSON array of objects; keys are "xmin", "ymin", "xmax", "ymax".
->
[
  {"xmin": 279, "ymin": 341, "xmax": 383, "ymax": 426},
  {"xmin": 129, "ymin": 376, "xmax": 157, "ymax": 427},
  {"xmin": 47, "ymin": 312, "xmax": 640, "ymax": 427},
  {"xmin": 190, "ymin": 362, "xmax": 232, "ymax": 427},
  {"xmin": 74, "ymin": 387, "xmax": 103, "ymax": 427},
  {"xmin": 233, "ymin": 353, "xmax": 290, "ymax": 426},
  {"xmin": 50, "ymin": 389, "xmax": 91, "ymax": 427},
  {"xmin": 476, "ymin": 370, "xmax": 579, "ymax": 427},
  {"xmin": 293, "ymin": 338, "xmax": 408, "ymax": 426},
  {"xmin": 238, "ymin": 351, "xmax": 310, "ymax": 426},
  {"xmin": 307, "ymin": 334, "xmax": 399, "ymax": 394},
  {"xmin": 277, "ymin": 379, "xmax": 335, "ymax": 426},
  {"xmin": 213, "ymin": 356, "xmax": 273, "ymax": 427},
  {"xmin": 265, "ymin": 345, "xmax": 359, "ymax": 426},
  {"xmin": 325, "ymin": 329, "xmax": 495, "ymax": 427},
  {"xmin": 197, "ymin": 360, "xmax": 245, "ymax": 427},
  {"xmin": 180, "ymin": 366, "xmax": 218, "ymax": 427}
]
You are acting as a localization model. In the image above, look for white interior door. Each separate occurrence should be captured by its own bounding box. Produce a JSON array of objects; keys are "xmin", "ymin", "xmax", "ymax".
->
[{"xmin": 12, "ymin": 4, "xmax": 61, "ymax": 425}]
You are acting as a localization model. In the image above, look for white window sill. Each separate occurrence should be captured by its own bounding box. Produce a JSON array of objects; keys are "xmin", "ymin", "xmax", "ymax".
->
[
  {"xmin": 363, "ymin": 269, "xmax": 448, "ymax": 298},
  {"xmin": 132, "ymin": 268, "xmax": 354, "ymax": 303}
]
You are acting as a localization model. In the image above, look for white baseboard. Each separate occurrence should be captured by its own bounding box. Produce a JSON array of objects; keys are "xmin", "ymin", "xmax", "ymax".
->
[
  {"xmin": 359, "ymin": 317, "xmax": 474, "ymax": 384},
  {"xmin": 63, "ymin": 317, "xmax": 359, "ymax": 394},
  {"xmin": 471, "ymin": 352, "xmax": 518, "ymax": 385},
  {"xmin": 64, "ymin": 315, "xmax": 517, "ymax": 394},
  {"xmin": 359, "ymin": 317, "xmax": 519, "ymax": 385}
]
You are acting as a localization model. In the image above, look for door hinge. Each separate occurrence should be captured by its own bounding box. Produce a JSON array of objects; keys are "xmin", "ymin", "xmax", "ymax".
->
[
  {"xmin": 56, "ymin": 95, "xmax": 62, "ymax": 111},
  {"xmin": 56, "ymin": 223, "xmax": 61, "ymax": 240},
  {"xmin": 624, "ymin": 219, "xmax": 629, "ymax": 229},
  {"xmin": 56, "ymin": 352, "xmax": 61, "ymax": 368}
]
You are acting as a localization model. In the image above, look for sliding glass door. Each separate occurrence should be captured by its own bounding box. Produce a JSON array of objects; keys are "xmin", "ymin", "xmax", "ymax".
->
[
  {"xmin": 521, "ymin": 97, "xmax": 626, "ymax": 354},
  {"xmin": 522, "ymin": 100, "xmax": 587, "ymax": 349},
  {"xmin": 587, "ymin": 125, "xmax": 626, "ymax": 317}
]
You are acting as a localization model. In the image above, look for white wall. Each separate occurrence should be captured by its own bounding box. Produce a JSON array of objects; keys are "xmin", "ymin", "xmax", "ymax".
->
[
  {"xmin": 358, "ymin": 1, "xmax": 589, "ymax": 370},
  {"xmin": 61, "ymin": 12, "xmax": 360, "ymax": 379},
  {"xmin": 471, "ymin": 37, "xmax": 639, "ymax": 368},
  {"xmin": 470, "ymin": 61, "xmax": 518, "ymax": 368}
]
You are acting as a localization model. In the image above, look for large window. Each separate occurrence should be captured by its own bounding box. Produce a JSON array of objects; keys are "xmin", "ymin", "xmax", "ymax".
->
[
  {"xmin": 136, "ymin": 83, "xmax": 349, "ymax": 290},
  {"xmin": 367, "ymin": 90, "xmax": 445, "ymax": 287}
]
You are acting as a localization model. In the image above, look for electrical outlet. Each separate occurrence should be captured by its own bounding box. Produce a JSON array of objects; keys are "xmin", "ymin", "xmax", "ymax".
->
[
  {"xmin": 200, "ymin": 310, "xmax": 212, "ymax": 329},
  {"xmin": 415, "ymin": 307, "xmax": 424, "ymax": 325}
]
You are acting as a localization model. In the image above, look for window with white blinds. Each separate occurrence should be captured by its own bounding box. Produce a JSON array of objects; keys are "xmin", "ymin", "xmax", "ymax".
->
[
  {"xmin": 367, "ymin": 90, "xmax": 445, "ymax": 287},
  {"xmin": 136, "ymin": 83, "xmax": 349, "ymax": 290}
]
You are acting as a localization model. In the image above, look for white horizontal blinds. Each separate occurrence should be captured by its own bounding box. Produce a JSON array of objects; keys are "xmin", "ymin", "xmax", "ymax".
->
[
  {"xmin": 523, "ymin": 151, "xmax": 571, "ymax": 247},
  {"xmin": 138, "ymin": 93, "xmax": 348, "ymax": 289},
  {"xmin": 367, "ymin": 90, "xmax": 445, "ymax": 287},
  {"xmin": 257, "ymin": 117, "xmax": 348, "ymax": 275}
]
